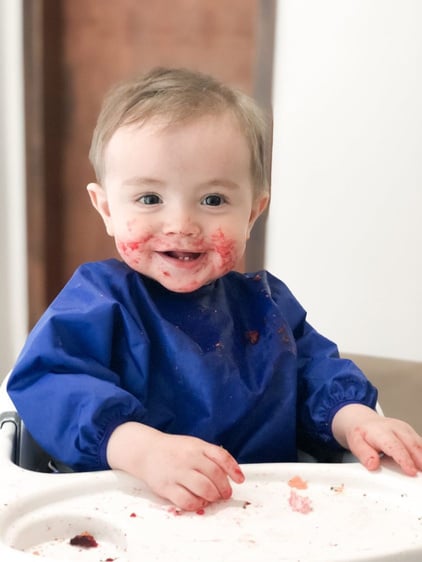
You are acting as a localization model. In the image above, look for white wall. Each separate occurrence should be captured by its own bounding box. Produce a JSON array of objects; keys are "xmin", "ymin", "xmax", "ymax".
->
[
  {"xmin": 0, "ymin": 0, "xmax": 27, "ymax": 377},
  {"xmin": 266, "ymin": 0, "xmax": 422, "ymax": 361}
]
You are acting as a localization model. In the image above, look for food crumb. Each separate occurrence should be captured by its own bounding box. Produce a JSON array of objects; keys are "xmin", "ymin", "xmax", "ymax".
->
[
  {"xmin": 167, "ymin": 506, "xmax": 183, "ymax": 516},
  {"xmin": 330, "ymin": 483, "xmax": 344, "ymax": 493},
  {"xmin": 288, "ymin": 490, "xmax": 313, "ymax": 514},
  {"xmin": 242, "ymin": 501, "xmax": 251, "ymax": 509},
  {"xmin": 245, "ymin": 330, "xmax": 259, "ymax": 344},
  {"xmin": 130, "ymin": 512, "xmax": 137, "ymax": 517},
  {"xmin": 288, "ymin": 475, "xmax": 308, "ymax": 490},
  {"xmin": 69, "ymin": 531, "xmax": 98, "ymax": 548}
]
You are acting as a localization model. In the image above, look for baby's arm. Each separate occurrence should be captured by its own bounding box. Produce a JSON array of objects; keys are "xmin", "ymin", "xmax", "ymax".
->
[
  {"xmin": 332, "ymin": 404, "xmax": 422, "ymax": 475},
  {"xmin": 106, "ymin": 422, "xmax": 245, "ymax": 511}
]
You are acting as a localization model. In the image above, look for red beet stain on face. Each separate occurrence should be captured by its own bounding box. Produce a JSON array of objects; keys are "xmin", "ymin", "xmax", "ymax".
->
[
  {"xmin": 211, "ymin": 229, "xmax": 236, "ymax": 270},
  {"xmin": 117, "ymin": 234, "xmax": 153, "ymax": 257},
  {"xmin": 118, "ymin": 240, "xmax": 140, "ymax": 254}
]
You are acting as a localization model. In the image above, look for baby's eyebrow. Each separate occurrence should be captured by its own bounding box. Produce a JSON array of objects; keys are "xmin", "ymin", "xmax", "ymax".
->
[
  {"xmin": 122, "ymin": 177, "xmax": 242, "ymax": 190},
  {"xmin": 122, "ymin": 176, "xmax": 165, "ymax": 188},
  {"xmin": 200, "ymin": 178, "xmax": 241, "ymax": 190}
]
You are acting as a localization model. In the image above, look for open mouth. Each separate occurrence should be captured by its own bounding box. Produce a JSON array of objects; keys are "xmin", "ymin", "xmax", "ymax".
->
[{"xmin": 161, "ymin": 251, "xmax": 202, "ymax": 262}]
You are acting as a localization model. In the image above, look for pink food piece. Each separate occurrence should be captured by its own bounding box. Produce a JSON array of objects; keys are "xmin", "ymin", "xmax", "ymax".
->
[{"xmin": 288, "ymin": 489, "xmax": 313, "ymax": 514}]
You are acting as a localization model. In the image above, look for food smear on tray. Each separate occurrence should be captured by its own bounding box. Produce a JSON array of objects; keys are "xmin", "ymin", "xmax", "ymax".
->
[
  {"xmin": 288, "ymin": 475, "xmax": 308, "ymax": 489},
  {"xmin": 69, "ymin": 531, "xmax": 98, "ymax": 548},
  {"xmin": 288, "ymin": 489, "xmax": 313, "ymax": 514}
]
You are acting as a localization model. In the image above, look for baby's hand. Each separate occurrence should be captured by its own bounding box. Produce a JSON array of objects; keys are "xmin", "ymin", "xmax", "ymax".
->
[
  {"xmin": 332, "ymin": 404, "xmax": 422, "ymax": 475},
  {"xmin": 106, "ymin": 422, "xmax": 245, "ymax": 511}
]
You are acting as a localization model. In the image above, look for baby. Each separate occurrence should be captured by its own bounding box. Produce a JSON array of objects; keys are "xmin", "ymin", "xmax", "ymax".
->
[{"xmin": 8, "ymin": 67, "xmax": 422, "ymax": 511}]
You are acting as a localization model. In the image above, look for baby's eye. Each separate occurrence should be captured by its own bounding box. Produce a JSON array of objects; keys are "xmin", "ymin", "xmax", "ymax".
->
[
  {"xmin": 138, "ymin": 193, "xmax": 162, "ymax": 205},
  {"xmin": 201, "ymin": 194, "xmax": 226, "ymax": 207}
]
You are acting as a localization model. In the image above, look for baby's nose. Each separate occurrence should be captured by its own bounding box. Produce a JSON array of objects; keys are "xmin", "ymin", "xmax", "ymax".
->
[{"xmin": 162, "ymin": 210, "xmax": 201, "ymax": 236}]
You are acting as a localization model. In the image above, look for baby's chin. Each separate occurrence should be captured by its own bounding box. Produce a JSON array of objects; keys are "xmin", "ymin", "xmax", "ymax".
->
[
  {"xmin": 153, "ymin": 269, "xmax": 229, "ymax": 293},
  {"xmin": 123, "ymin": 257, "xmax": 234, "ymax": 293},
  {"xmin": 156, "ymin": 276, "xmax": 212, "ymax": 293}
]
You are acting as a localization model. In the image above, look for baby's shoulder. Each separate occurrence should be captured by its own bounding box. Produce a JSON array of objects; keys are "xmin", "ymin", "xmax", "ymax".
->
[
  {"xmin": 76, "ymin": 258, "xmax": 131, "ymax": 278},
  {"xmin": 225, "ymin": 269, "xmax": 291, "ymax": 297},
  {"xmin": 57, "ymin": 259, "xmax": 143, "ymax": 304}
]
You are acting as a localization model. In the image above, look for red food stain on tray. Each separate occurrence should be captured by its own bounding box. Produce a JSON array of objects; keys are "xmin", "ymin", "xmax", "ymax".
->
[
  {"xmin": 69, "ymin": 531, "xmax": 98, "ymax": 548},
  {"xmin": 288, "ymin": 490, "xmax": 313, "ymax": 514},
  {"xmin": 288, "ymin": 475, "xmax": 308, "ymax": 489}
]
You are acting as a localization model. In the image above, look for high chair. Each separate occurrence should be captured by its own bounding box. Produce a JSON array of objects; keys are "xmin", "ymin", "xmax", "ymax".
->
[{"xmin": 1, "ymin": 375, "xmax": 420, "ymax": 562}]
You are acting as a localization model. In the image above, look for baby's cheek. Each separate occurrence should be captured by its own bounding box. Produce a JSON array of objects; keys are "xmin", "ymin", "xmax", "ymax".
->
[
  {"xmin": 116, "ymin": 239, "xmax": 143, "ymax": 266},
  {"xmin": 116, "ymin": 232, "xmax": 154, "ymax": 259},
  {"xmin": 211, "ymin": 229, "xmax": 241, "ymax": 271}
]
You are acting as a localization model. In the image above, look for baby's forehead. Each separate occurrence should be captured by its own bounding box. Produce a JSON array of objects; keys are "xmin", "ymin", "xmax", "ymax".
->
[
  {"xmin": 106, "ymin": 111, "xmax": 249, "ymax": 153},
  {"xmin": 102, "ymin": 111, "xmax": 255, "ymax": 186},
  {"xmin": 121, "ymin": 108, "xmax": 243, "ymax": 134}
]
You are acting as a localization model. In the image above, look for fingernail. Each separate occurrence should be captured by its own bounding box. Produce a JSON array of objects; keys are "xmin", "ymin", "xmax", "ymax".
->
[
  {"xmin": 235, "ymin": 467, "xmax": 245, "ymax": 480},
  {"xmin": 366, "ymin": 456, "xmax": 378, "ymax": 470}
]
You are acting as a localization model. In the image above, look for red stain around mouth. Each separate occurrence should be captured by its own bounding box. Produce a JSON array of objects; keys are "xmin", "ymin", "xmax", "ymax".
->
[
  {"xmin": 117, "ymin": 241, "xmax": 139, "ymax": 256},
  {"xmin": 117, "ymin": 234, "xmax": 153, "ymax": 257},
  {"xmin": 211, "ymin": 228, "xmax": 236, "ymax": 270}
]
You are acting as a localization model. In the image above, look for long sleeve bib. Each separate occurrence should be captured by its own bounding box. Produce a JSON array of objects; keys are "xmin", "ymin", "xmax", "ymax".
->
[{"xmin": 8, "ymin": 260, "xmax": 377, "ymax": 470}]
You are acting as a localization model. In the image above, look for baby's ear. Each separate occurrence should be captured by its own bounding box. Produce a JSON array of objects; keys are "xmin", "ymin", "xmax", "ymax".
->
[
  {"xmin": 86, "ymin": 183, "xmax": 114, "ymax": 236},
  {"xmin": 247, "ymin": 192, "xmax": 269, "ymax": 237}
]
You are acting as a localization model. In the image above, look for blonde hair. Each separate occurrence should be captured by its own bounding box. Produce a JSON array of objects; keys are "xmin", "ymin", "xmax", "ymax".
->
[{"xmin": 89, "ymin": 67, "xmax": 270, "ymax": 195}]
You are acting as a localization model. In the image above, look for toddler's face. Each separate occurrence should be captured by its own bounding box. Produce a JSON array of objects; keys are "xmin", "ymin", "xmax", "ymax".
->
[{"xmin": 88, "ymin": 112, "xmax": 268, "ymax": 292}]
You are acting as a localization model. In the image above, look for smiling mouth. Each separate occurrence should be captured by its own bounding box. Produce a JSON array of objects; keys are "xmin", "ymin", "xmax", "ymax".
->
[{"xmin": 161, "ymin": 251, "xmax": 202, "ymax": 262}]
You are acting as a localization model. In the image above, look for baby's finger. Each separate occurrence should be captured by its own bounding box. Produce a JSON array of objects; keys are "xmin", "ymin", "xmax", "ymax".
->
[
  {"xmin": 366, "ymin": 429, "xmax": 418, "ymax": 476},
  {"xmin": 204, "ymin": 445, "xmax": 245, "ymax": 484},
  {"xmin": 390, "ymin": 427, "xmax": 422, "ymax": 473},
  {"xmin": 161, "ymin": 482, "xmax": 208, "ymax": 512},
  {"xmin": 382, "ymin": 444, "xmax": 417, "ymax": 476},
  {"xmin": 347, "ymin": 427, "xmax": 382, "ymax": 471},
  {"xmin": 409, "ymin": 442, "xmax": 422, "ymax": 471},
  {"xmin": 179, "ymin": 466, "xmax": 228, "ymax": 502}
]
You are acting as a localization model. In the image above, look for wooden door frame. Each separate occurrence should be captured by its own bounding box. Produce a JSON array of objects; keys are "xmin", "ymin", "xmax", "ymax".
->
[{"xmin": 24, "ymin": 0, "xmax": 65, "ymax": 326}]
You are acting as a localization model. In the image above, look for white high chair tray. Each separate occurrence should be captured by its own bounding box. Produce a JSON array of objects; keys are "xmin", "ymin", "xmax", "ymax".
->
[{"xmin": 0, "ymin": 459, "xmax": 421, "ymax": 562}]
